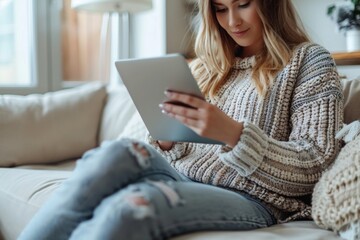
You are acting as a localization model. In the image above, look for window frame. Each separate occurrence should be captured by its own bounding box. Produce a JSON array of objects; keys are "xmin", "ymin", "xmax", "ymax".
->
[
  {"xmin": 0, "ymin": 0, "xmax": 89, "ymax": 95},
  {"xmin": 0, "ymin": 0, "xmax": 51, "ymax": 95}
]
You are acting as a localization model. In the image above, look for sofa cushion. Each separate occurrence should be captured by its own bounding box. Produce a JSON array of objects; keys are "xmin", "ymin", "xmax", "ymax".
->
[
  {"xmin": 98, "ymin": 85, "xmax": 136, "ymax": 143},
  {"xmin": 0, "ymin": 165, "xmax": 73, "ymax": 240},
  {"xmin": 172, "ymin": 221, "xmax": 341, "ymax": 240},
  {"xmin": 0, "ymin": 83, "xmax": 106, "ymax": 167},
  {"xmin": 342, "ymin": 76, "xmax": 360, "ymax": 124}
]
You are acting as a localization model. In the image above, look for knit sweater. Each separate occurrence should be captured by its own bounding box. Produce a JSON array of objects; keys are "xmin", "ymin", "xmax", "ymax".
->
[{"xmin": 146, "ymin": 43, "xmax": 344, "ymax": 222}]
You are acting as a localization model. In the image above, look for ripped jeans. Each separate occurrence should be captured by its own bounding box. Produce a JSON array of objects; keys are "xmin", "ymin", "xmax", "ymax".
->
[{"xmin": 19, "ymin": 139, "xmax": 276, "ymax": 240}]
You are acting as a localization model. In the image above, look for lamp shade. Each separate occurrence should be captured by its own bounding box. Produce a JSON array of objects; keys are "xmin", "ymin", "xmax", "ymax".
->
[{"xmin": 71, "ymin": 0, "xmax": 152, "ymax": 13}]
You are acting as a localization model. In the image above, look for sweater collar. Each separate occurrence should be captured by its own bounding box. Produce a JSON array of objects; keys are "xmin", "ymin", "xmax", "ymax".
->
[{"xmin": 232, "ymin": 56, "xmax": 256, "ymax": 70}]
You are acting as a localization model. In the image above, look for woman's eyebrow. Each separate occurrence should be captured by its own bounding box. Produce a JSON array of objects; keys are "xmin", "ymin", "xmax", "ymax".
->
[{"xmin": 212, "ymin": 0, "xmax": 239, "ymax": 6}]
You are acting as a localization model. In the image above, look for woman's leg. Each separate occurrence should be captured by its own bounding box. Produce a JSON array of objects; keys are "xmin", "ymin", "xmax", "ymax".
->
[
  {"xmin": 19, "ymin": 138, "xmax": 187, "ymax": 240},
  {"xmin": 70, "ymin": 181, "xmax": 276, "ymax": 240}
]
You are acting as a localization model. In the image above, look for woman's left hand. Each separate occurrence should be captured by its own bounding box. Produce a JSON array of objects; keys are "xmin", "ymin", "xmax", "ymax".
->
[{"xmin": 159, "ymin": 91, "xmax": 243, "ymax": 147}]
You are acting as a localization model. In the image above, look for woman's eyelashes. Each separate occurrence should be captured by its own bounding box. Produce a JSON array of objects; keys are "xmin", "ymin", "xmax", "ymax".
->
[
  {"xmin": 238, "ymin": 1, "xmax": 251, "ymax": 8},
  {"xmin": 215, "ymin": 7, "xmax": 227, "ymax": 13},
  {"xmin": 214, "ymin": 1, "xmax": 251, "ymax": 13}
]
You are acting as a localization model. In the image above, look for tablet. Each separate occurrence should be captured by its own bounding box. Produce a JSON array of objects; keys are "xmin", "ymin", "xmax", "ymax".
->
[{"xmin": 115, "ymin": 54, "xmax": 224, "ymax": 145}]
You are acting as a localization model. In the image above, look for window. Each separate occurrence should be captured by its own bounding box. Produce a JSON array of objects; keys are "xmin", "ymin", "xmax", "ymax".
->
[
  {"xmin": 0, "ymin": 0, "xmax": 107, "ymax": 95},
  {"xmin": 0, "ymin": 0, "xmax": 32, "ymax": 87}
]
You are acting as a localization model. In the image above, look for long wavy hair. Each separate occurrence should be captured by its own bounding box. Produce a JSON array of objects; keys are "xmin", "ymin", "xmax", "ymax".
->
[{"xmin": 190, "ymin": 0, "xmax": 310, "ymax": 98}]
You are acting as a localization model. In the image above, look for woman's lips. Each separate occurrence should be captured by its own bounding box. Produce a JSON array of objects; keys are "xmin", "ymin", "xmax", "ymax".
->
[{"xmin": 232, "ymin": 29, "xmax": 250, "ymax": 38}]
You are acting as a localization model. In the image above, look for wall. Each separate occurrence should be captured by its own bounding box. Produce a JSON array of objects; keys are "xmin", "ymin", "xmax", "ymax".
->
[
  {"xmin": 292, "ymin": 0, "xmax": 359, "ymax": 79},
  {"xmin": 130, "ymin": 0, "xmax": 359, "ymax": 79},
  {"xmin": 130, "ymin": 0, "xmax": 193, "ymax": 58}
]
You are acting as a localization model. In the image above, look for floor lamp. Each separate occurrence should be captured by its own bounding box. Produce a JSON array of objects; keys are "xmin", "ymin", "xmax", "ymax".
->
[{"xmin": 71, "ymin": 0, "xmax": 152, "ymax": 84}]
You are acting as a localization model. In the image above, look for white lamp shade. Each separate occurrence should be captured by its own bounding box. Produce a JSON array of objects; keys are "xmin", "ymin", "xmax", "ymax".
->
[{"xmin": 71, "ymin": 0, "xmax": 152, "ymax": 13}]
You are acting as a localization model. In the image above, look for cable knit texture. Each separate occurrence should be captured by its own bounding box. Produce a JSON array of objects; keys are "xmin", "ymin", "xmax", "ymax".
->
[
  {"xmin": 146, "ymin": 43, "xmax": 344, "ymax": 222},
  {"xmin": 312, "ymin": 133, "xmax": 360, "ymax": 232}
]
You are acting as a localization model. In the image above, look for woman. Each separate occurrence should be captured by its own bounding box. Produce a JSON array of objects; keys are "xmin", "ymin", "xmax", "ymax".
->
[{"xmin": 19, "ymin": 0, "xmax": 343, "ymax": 239}]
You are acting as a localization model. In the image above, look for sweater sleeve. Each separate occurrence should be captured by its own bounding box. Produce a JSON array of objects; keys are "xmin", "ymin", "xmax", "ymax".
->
[
  {"xmin": 145, "ymin": 132, "xmax": 189, "ymax": 162},
  {"xmin": 219, "ymin": 44, "xmax": 344, "ymax": 197}
]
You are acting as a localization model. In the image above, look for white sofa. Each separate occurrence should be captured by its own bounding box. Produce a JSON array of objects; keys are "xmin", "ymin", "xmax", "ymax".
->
[{"xmin": 1, "ymin": 77, "xmax": 359, "ymax": 240}]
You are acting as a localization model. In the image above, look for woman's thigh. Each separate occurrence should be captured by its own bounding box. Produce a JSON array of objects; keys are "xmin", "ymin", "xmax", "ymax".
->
[
  {"xmin": 19, "ymin": 139, "xmax": 188, "ymax": 240},
  {"xmin": 71, "ymin": 181, "xmax": 276, "ymax": 240}
]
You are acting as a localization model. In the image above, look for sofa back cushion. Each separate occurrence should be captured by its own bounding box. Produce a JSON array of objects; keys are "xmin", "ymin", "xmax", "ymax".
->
[
  {"xmin": 0, "ymin": 83, "xmax": 107, "ymax": 167},
  {"xmin": 98, "ymin": 85, "xmax": 136, "ymax": 142},
  {"xmin": 342, "ymin": 76, "xmax": 360, "ymax": 124}
]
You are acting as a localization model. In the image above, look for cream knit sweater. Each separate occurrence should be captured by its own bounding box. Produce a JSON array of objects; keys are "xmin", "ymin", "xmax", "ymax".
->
[{"xmin": 147, "ymin": 43, "xmax": 344, "ymax": 222}]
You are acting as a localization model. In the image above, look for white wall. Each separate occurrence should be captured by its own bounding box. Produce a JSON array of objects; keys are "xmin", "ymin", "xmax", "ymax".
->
[
  {"xmin": 292, "ymin": 0, "xmax": 359, "ymax": 79},
  {"xmin": 130, "ymin": 0, "xmax": 166, "ymax": 58},
  {"xmin": 130, "ymin": 0, "xmax": 193, "ymax": 58},
  {"xmin": 130, "ymin": 0, "xmax": 359, "ymax": 79}
]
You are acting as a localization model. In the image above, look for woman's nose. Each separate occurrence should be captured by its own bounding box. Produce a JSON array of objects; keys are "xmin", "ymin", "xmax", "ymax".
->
[{"xmin": 228, "ymin": 10, "xmax": 242, "ymax": 28}]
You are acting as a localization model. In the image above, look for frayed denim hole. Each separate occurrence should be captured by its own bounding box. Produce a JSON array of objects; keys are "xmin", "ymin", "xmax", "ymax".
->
[
  {"xmin": 147, "ymin": 180, "xmax": 185, "ymax": 208},
  {"xmin": 127, "ymin": 141, "xmax": 152, "ymax": 169},
  {"xmin": 124, "ymin": 191, "xmax": 155, "ymax": 220}
]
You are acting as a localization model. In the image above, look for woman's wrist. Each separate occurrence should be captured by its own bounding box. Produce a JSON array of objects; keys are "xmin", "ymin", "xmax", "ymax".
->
[{"xmin": 225, "ymin": 122, "xmax": 244, "ymax": 148}]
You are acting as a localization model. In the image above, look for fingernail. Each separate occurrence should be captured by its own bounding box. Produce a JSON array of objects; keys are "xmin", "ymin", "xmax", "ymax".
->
[
  {"xmin": 161, "ymin": 110, "xmax": 167, "ymax": 114},
  {"xmin": 159, "ymin": 103, "xmax": 164, "ymax": 108},
  {"xmin": 164, "ymin": 91, "xmax": 171, "ymax": 97}
]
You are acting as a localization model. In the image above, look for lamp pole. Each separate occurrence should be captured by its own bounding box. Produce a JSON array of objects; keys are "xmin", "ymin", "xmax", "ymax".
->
[{"xmin": 109, "ymin": 11, "xmax": 130, "ymax": 85}]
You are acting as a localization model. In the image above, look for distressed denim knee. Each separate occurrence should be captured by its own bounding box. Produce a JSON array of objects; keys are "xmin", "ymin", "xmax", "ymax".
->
[
  {"xmin": 69, "ymin": 181, "xmax": 185, "ymax": 240},
  {"xmin": 69, "ymin": 139, "xmax": 184, "ymax": 203},
  {"xmin": 68, "ymin": 183, "xmax": 156, "ymax": 240},
  {"xmin": 74, "ymin": 139, "xmax": 154, "ymax": 181}
]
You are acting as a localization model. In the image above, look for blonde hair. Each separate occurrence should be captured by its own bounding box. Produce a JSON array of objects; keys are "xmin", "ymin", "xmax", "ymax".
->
[{"xmin": 190, "ymin": 0, "xmax": 310, "ymax": 97}]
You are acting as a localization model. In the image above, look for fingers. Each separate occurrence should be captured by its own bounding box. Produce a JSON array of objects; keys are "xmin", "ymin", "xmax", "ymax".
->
[
  {"xmin": 159, "ymin": 102, "xmax": 198, "ymax": 119},
  {"xmin": 164, "ymin": 91, "xmax": 205, "ymax": 109},
  {"xmin": 163, "ymin": 109, "xmax": 203, "ymax": 128},
  {"xmin": 160, "ymin": 91, "xmax": 211, "ymax": 131}
]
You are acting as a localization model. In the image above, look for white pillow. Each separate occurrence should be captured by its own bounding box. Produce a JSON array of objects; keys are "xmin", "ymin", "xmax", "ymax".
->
[
  {"xmin": 117, "ymin": 110, "xmax": 148, "ymax": 141},
  {"xmin": 98, "ymin": 84, "xmax": 137, "ymax": 143},
  {"xmin": 0, "ymin": 83, "xmax": 107, "ymax": 167}
]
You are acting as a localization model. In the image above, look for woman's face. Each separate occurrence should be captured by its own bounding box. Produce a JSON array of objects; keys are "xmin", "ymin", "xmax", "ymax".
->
[{"xmin": 212, "ymin": 0, "xmax": 264, "ymax": 57}]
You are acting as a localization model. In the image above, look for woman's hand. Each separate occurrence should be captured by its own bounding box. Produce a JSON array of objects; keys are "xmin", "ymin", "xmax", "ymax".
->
[
  {"xmin": 159, "ymin": 91, "xmax": 243, "ymax": 147},
  {"xmin": 157, "ymin": 140, "xmax": 174, "ymax": 151}
]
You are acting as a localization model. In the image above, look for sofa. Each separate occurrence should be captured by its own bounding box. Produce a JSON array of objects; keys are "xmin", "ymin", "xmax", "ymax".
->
[{"xmin": 0, "ymin": 76, "xmax": 359, "ymax": 240}]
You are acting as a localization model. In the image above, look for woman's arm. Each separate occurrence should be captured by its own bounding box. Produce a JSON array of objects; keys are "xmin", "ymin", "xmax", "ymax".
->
[{"xmin": 220, "ymin": 45, "xmax": 344, "ymax": 197}]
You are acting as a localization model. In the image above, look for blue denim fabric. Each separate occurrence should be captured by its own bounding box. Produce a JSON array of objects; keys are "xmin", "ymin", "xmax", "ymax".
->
[{"xmin": 19, "ymin": 139, "xmax": 276, "ymax": 240}]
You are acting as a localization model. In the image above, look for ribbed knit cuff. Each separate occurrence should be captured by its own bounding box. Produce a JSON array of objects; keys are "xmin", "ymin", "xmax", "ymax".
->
[
  {"xmin": 146, "ymin": 133, "xmax": 187, "ymax": 161},
  {"xmin": 219, "ymin": 121, "xmax": 269, "ymax": 176}
]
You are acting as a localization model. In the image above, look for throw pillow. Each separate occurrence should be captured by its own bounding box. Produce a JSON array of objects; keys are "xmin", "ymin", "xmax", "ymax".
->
[
  {"xmin": 0, "ymin": 83, "xmax": 107, "ymax": 167},
  {"xmin": 342, "ymin": 76, "xmax": 360, "ymax": 124},
  {"xmin": 312, "ymin": 134, "xmax": 360, "ymax": 237},
  {"xmin": 98, "ymin": 85, "xmax": 136, "ymax": 143},
  {"xmin": 117, "ymin": 111, "xmax": 148, "ymax": 141}
]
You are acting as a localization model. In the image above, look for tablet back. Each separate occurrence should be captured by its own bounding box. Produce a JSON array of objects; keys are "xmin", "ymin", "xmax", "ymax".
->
[{"xmin": 115, "ymin": 54, "xmax": 223, "ymax": 145}]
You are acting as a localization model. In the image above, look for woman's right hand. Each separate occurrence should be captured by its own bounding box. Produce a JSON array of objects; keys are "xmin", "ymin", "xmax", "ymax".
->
[{"xmin": 157, "ymin": 140, "xmax": 174, "ymax": 151}]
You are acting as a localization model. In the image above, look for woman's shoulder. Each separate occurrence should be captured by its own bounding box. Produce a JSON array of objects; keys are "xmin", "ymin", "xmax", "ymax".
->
[
  {"xmin": 290, "ymin": 42, "xmax": 336, "ymax": 70},
  {"xmin": 292, "ymin": 42, "xmax": 334, "ymax": 62}
]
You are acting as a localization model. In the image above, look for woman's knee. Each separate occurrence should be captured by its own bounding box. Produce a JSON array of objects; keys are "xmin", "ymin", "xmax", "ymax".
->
[
  {"xmin": 85, "ymin": 184, "xmax": 158, "ymax": 239},
  {"xmin": 78, "ymin": 139, "xmax": 154, "ymax": 172},
  {"xmin": 102, "ymin": 181, "xmax": 181, "ymax": 221}
]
